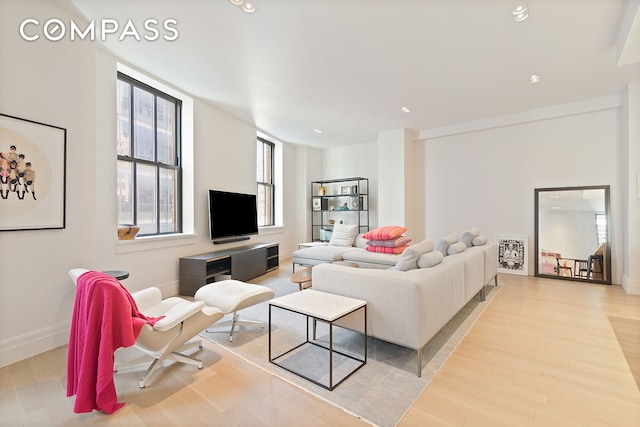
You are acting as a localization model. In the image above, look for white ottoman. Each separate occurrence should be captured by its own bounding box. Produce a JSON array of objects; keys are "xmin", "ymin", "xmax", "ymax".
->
[{"xmin": 194, "ymin": 280, "xmax": 275, "ymax": 341}]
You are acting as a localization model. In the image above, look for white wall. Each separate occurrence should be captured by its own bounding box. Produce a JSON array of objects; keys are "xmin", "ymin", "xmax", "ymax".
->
[
  {"xmin": 0, "ymin": 0, "xmax": 304, "ymax": 367},
  {"xmin": 418, "ymin": 99, "xmax": 624, "ymax": 283},
  {"xmin": 322, "ymin": 141, "xmax": 379, "ymax": 229},
  {"xmin": 321, "ymin": 100, "xmax": 626, "ymax": 284}
]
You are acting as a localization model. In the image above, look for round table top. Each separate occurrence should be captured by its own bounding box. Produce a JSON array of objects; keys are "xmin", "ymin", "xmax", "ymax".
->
[
  {"xmin": 103, "ymin": 270, "xmax": 130, "ymax": 280},
  {"xmin": 291, "ymin": 267, "xmax": 312, "ymax": 284}
]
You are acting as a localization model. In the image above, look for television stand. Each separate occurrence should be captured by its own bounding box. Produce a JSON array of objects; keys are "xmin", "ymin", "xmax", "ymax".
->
[
  {"xmin": 213, "ymin": 236, "xmax": 251, "ymax": 244},
  {"xmin": 179, "ymin": 242, "xmax": 279, "ymax": 296}
]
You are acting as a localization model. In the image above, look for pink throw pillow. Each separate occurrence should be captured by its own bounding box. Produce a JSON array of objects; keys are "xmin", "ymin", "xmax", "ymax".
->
[
  {"xmin": 362, "ymin": 226, "xmax": 407, "ymax": 241},
  {"xmin": 366, "ymin": 245, "xmax": 409, "ymax": 254}
]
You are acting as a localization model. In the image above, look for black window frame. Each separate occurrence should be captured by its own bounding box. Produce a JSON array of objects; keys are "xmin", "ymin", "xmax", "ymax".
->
[
  {"xmin": 257, "ymin": 136, "xmax": 275, "ymax": 227},
  {"xmin": 116, "ymin": 72, "xmax": 183, "ymax": 236}
]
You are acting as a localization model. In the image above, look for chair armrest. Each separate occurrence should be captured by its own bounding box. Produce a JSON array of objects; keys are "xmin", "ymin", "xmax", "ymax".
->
[{"xmin": 152, "ymin": 299, "xmax": 206, "ymax": 332}]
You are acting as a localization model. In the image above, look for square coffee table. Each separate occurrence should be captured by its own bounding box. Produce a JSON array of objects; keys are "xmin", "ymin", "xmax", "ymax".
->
[{"xmin": 269, "ymin": 289, "xmax": 367, "ymax": 390}]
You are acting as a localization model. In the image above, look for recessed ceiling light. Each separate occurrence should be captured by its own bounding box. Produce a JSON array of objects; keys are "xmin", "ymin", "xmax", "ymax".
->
[
  {"xmin": 400, "ymin": 106, "xmax": 410, "ymax": 113},
  {"xmin": 242, "ymin": 2, "xmax": 256, "ymax": 13},
  {"xmin": 229, "ymin": 0, "xmax": 243, "ymax": 5},
  {"xmin": 529, "ymin": 74, "xmax": 541, "ymax": 83},
  {"xmin": 512, "ymin": 4, "xmax": 529, "ymax": 22},
  {"xmin": 313, "ymin": 129, "xmax": 323, "ymax": 134}
]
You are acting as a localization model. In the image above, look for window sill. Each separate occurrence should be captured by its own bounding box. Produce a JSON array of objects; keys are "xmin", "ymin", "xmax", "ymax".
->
[
  {"xmin": 116, "ymin": 233, "xmax": 198, "ymax": 254},
  {"xmin": 258, "ymin": 226, "xmax": 284, "ymax": 236}
]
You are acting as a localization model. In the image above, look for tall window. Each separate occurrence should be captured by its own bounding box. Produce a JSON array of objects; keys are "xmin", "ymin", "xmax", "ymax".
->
[
  {"xmin": 256, "ymin": 137, "xmax": 274, "ymax": 227},
  {"xmin": 117, "ymin": 72, "xmax": 182, "ymax": 236}
]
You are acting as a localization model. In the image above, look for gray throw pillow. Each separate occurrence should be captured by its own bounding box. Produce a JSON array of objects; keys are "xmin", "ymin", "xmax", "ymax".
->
[
  {"xmin": 447, "ymin": 241, "xmax": 467, "ymax": 255},
  {"xmin": 393, "ymin": 239, "xmax": 435, "ymax": 271},
  {"xmin": 434, "ymin": 238, "xmax": 449, "ymax": 256},
  {"xmin": 472, "ymin": 235, "xmax": 488, "ymax": 246},
  {"xmin": 459, "ymin": 231, "xmax": 475, "ymax": 248},
  {"xmin": 417, "ymin": 250, "xmax": 444, "ymax": 268}
]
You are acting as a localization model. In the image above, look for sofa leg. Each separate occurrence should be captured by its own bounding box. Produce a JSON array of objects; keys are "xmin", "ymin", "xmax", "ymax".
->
[
  {"xmin": 479, "ymin": 286, "xmax": 486, "ymax": 302},
  {"xmin": 494, "ymin": 275, "xmax": 498, "ymax": 286},
  {"xmin": 417, "ymin": 348, "xmax": 422, "ymax": 378}
]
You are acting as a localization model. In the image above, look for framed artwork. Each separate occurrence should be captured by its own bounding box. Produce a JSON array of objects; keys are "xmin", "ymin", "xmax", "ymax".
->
[
  {"xmin": 341, "ymin": 185, "xmax": 352, "ymax": 195},
  {"xmin": 496, "ymin": 235, "xmax": 528, "ymax": 275},
  {"xmin": 312, "ymin": 198, "xmax": 321, "ymax": 211},
  {"xmin": 0, "ymin": 113, "xmax": 66, "ymax": 231}
]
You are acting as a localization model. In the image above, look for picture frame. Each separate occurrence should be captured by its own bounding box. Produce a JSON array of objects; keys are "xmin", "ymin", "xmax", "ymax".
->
[
  {"xmin": 0, "ymin": 113, "xmax": 66, "ymax": 231},
  {"xmin": 341, "ymin": 185, "xmax": 352, "ymax": 195},
  {"xmin": 496, "ymin": 236, "xmax": 528, "ymax": 275},
  {"xmin": 312, "ymin": 198, "xmax": 321, "ymax": 211}
]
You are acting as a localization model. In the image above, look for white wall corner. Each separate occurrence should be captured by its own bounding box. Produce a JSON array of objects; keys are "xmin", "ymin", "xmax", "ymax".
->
[{"xmin": 621, "ymin": 274, "xmax": 640, "ymax": 295}]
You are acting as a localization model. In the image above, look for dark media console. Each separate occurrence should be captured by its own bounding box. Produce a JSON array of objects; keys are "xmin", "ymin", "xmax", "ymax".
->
[{"xmin": 179, "ymin": 242, "xmax": 279, "ymax": 296}]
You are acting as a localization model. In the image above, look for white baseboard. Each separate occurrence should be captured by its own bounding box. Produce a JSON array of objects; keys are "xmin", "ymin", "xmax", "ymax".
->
[
  {"xmin": 0, "ymin": 322, "xmax": 70, "ymax": 369},
  {"xmin": 621, "ymin": 274, "xmax": 640, "ymax": 295},
  {"xmin": 0, "ymin": 280, "xmax": 181, "ymax": 369}
]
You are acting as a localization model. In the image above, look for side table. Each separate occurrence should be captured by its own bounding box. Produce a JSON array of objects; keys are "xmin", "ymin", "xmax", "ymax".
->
[
  {"xmin": 269, "ymin": 289, "xmax": 367, "ymax": 390},
  {"xmin": 103, "ymin": 270, "xmax": 129, "ymax": 280}
]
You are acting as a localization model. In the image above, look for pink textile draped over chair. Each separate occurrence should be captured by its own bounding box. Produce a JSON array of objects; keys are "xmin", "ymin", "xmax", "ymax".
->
[{"xmin": 66, "ymin": 271, "xmax": 163, "ymax": 414}]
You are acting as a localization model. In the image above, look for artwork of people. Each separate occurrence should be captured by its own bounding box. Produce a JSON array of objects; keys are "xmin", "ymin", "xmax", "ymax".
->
[{"xmin": 1, "ymin": 144, "xmax": 36, "ymax": 200}]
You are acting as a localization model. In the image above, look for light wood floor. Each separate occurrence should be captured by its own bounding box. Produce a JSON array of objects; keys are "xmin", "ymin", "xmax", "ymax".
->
[{"xmin": 1, "ymin": 263, "xmax": 639, "ymax": 426}]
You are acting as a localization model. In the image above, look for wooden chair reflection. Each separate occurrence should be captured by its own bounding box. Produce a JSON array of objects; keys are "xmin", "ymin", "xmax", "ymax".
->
[{"xmin": 574, "ymin": 244, "xmax": 605, "ymax": 280}]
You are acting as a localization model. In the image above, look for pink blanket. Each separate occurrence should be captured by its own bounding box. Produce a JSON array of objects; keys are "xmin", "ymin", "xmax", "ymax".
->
[{"xmin": 66, "ymin": 271, "xmax": 163, "ymax": 414}]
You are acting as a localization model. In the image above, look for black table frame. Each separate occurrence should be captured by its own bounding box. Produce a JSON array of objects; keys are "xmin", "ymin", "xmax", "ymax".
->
[{"xmin": 268, "ymin": 303, "xmax": 367, "ymax": 391}]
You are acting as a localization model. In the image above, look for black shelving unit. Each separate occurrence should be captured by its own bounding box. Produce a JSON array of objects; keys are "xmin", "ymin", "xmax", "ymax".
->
[{"xmin": 311, "ymin": 177, "xmax": 369, "ymax": 242}]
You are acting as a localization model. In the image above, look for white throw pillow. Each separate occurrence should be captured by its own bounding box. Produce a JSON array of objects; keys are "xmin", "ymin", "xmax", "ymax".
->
[
  {"xmin": 443, "ymin": 232, "xmax": 458, "ymax": 244},
  {"xmin": 328, "ymin": 224, "xmax": 358, "ymax": 247},
  {"xmin": 417, "ymin": 251, "xmax": 444, "ymax": 268},
  {"xmin": 393, "ymin": 239, "xmax": 435, "ymax": 271}
]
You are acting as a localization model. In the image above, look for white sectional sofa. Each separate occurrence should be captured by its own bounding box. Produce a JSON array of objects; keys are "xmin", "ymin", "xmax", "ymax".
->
[{"xmin": 297, "ymin": 226, "xmax": 498, "ymax": 377}]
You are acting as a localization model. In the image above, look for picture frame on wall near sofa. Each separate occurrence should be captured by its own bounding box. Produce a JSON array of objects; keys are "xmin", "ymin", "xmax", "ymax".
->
[
  {"xmin": 496, "ymin": 235, "xmax": 528, "ymax": 275},
  {"xmin": 0, "ymin": 113, "xmax": 66, "ymax": 231}
]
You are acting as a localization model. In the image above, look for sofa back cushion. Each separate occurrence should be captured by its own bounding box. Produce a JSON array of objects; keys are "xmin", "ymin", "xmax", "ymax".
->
[
  {"xmin": 328, "ymin": 224, "xmax": 358, "ymax": 247},
  {"xmin": 393, "ymin": 239, "xmax": 435, "ymax": 271}
]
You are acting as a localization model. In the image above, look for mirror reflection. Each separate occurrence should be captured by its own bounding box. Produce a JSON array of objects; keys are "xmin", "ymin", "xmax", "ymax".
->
[{"xmin": 534, "ymin": 186, "xmax": 611, "ymax": 284}]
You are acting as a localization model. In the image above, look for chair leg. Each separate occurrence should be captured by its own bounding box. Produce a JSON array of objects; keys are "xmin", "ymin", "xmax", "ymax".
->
[{"xmin": 206, "ymin": 312, "xmax": 265, "ymax": 342}]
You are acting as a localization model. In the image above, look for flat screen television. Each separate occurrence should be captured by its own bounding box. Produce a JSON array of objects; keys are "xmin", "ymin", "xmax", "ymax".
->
[{"xmin": 208, "ymin": 189, "xmax": 258, "ymax": 243}]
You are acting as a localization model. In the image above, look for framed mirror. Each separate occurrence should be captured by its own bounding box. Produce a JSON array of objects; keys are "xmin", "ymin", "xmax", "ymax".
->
[{"xmin": 534, "ymin": 185, "xmax": 611, "ymax": 284}]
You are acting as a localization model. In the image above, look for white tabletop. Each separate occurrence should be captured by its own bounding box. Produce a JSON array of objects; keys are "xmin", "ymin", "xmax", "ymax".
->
[{"xmin": 270, "ymin": 290, "xmax": 366, "ymax": 322}]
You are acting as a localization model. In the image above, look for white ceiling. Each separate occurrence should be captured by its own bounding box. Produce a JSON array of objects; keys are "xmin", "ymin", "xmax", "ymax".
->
[{"xmin": 63, "ymin": 0, "xmax": 640, "ymax": 149}]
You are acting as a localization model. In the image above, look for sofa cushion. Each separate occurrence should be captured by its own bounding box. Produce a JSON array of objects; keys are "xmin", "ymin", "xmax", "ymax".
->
[
  {"xmin": 472, "ymin": 235, "xmax": 488, "ymax": 246},
  {"xmin": 366, "ymin": 245, "xmax": 408, "ymax": 254},
  {"xmin": 328, "ymin": 224, "xmax": 358, "ymax": 247},
  {"xmin": 292, "ymin": 245, "xmax": 355, "ymax": 262},
  {"xmin": 362, "ymin": 225, "xmax": 407, "ymax": 240},
  {"xmin": 393, "ymin": 239, "xmax": 435, "ymax": 271},
  {"xmin": 447, "ymin": 241, "xmax": 467, "ymax": 255},
  {"xmin": 342, "ymin": 248, "xmax": 399, "ymax": 266},
  {"xmin": 417, "ymin": 250, "xmax": 444, "ymax": 268},
  {"xmin": 367, "ymin": 236, "xmax": 412, "ymax": 247},
  {"xmin": 354, "ymin": 233, "xmax": 368, "ymax": 249}
]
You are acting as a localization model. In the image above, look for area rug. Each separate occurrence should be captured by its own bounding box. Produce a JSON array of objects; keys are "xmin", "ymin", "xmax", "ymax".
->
[{"xmin": 200, "ymin": 274, "xmax": 500, "ymax": 427}]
